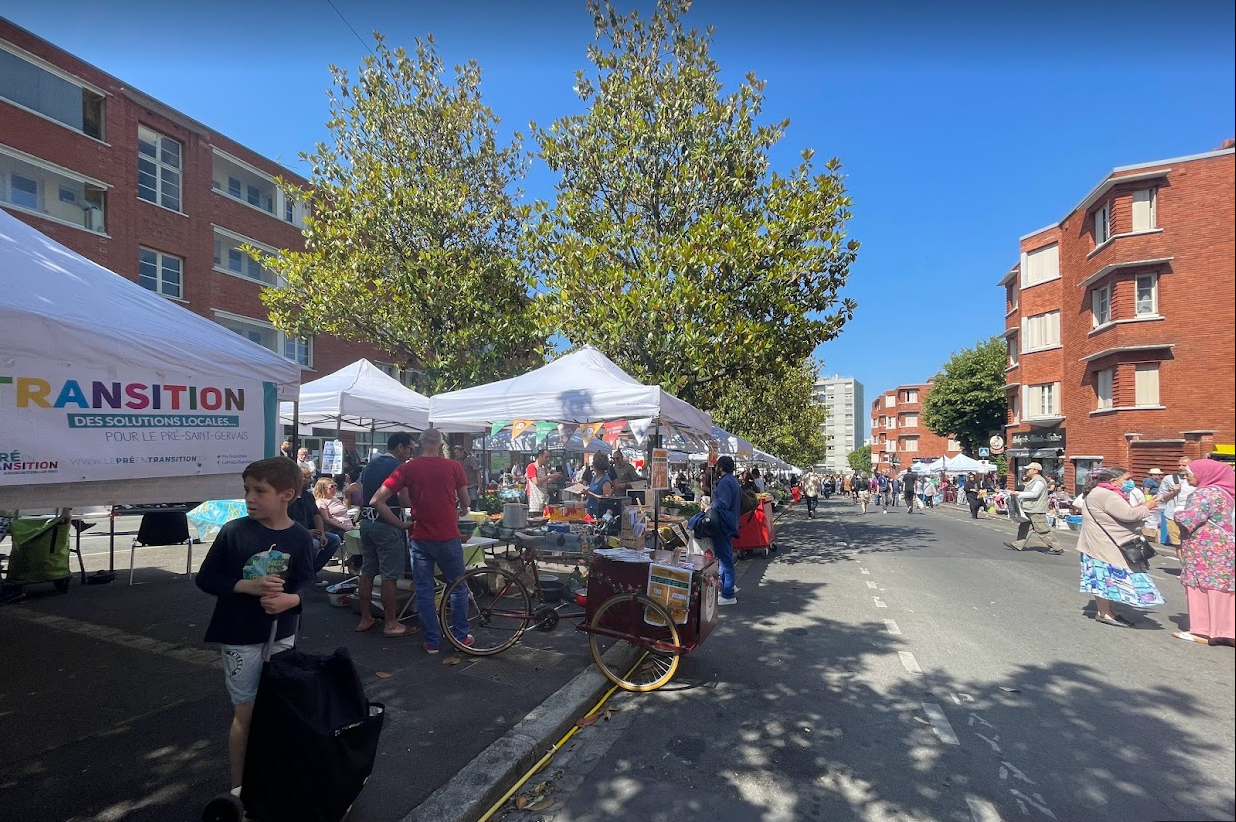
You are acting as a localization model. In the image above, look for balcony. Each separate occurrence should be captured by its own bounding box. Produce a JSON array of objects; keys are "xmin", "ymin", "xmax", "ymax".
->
[
  {"xmin": 1, "ymin": 147, "xmax": 107, "ymax": 233},
  {"xmin": 211, "ymin": 149, "xmax": 304, "ymax": 227},
  {"xmin": 213, "ymin": 226, "xmax": 280, "ymax": 286}
]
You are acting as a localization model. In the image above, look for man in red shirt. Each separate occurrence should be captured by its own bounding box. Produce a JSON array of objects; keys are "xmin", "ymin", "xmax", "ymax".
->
[{"xmin": 369, "ymin": 428, "xmax": 474, "ymax": 653}]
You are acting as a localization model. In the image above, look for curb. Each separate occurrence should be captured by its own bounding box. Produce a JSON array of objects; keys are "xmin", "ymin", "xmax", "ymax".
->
[{"xmin": 401, "ymin": 644, "xmax": 638, "ymax": 822}]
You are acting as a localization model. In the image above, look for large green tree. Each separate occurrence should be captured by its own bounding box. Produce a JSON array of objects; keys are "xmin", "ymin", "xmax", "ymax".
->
[
  {"xmin": 847, "ymin": 445, "xmax": 872, "ymax": 475},
  {"xmin": 711, "ymin": 358, "xmax": 828, "ymax": 468},
  {"xmin": 258, "ymin": 35, "xmax": 540, "ymax": 393},
  {"xmin": 525, "ymin": 0, "xmax": 858, "ymax": 414},
  {"xmin": 921, "ymin": 337, "xmax": 1009, "ymax": 455}
]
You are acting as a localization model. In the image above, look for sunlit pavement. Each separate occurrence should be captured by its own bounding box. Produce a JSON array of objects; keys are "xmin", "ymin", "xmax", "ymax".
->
[{"xmin": 497, "ymin": 497, "xmax": 1235, "ymax": 822}]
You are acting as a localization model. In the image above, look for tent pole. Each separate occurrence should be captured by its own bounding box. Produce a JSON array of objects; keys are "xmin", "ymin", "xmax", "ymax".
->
[
  {"xmin": 651, "ymin": 418, "xmax": 660, "ymax": 551},
  {"xmin": 291, "ymin": 401, "xmax": 300, "ymax": 456}
]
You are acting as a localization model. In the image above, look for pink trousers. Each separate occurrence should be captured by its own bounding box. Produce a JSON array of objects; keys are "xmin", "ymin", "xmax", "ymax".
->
[{"xmin": 1186, "ymin": 585, "xmax": 1236, "ymax": 641}]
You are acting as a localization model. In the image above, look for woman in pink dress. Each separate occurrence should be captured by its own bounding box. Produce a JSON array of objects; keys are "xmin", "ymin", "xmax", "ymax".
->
[{"xmin": 1171, "ymin": 458, "xmax": 1235, "ymax": 646}]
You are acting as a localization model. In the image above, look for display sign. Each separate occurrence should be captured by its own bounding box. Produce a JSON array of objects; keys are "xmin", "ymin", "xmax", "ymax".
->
[
  {"xmin": 645, "ymin": 562, "xmax": 691, "ymax": 625},
  {"xmin": 321, "ymin": 439, "xmax": 344, "ymax": 475},
  {"xmin": 988, "ymin": 434, "xmax": 1005, "ymax": 456},
  {"xmin": 0, "ymin": 368, "xmax": 275, "ymax": 487},
  {"xmin": 1009, "ymin": 428, "xmax": 1065, "ymax": 451},
  {"xmin": 707, "ymin": 440, "xmax": 718, "ymax": 466},
  {"xmin": 650, "ymin": 447, "xmax": 670, "ymax": 490}
]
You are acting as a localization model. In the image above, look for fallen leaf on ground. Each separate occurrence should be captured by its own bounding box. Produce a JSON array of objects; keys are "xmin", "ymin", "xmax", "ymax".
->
[
  {"xmin": 442, "ymin": 655, "xmax": 461, "ymax": 666},
  {"xmin": 515, "ymin": 794, "xmax": 531, "ymax": 810},
  {"xmin": 576, "ymin": 714, "xmax": 600, "ymax": 728},
  {"xmin": 375, "ymin": 672, "xmax": 392, "ymax": 679},
  {"xmin": 528, "ymin": 798, "xmax": 556, "ymax": 811},
  {"xmin": 999, "ymin": 686, "xmax": 1020, "ymax": 693}
]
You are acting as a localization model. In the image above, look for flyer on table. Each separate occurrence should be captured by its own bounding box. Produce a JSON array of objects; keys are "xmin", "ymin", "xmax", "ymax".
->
[{"xmin": 0, "ymin": 366, "xmax": 277, "ymax": 487}]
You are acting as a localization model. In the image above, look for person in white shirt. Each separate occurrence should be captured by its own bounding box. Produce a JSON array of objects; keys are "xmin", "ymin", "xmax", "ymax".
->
[
  {"xmin": 296, "ymin": 447, "xmax": 317, "ymax": 479},
  {"xmin": 1006, "ymin": 462, "xmax": 1062, "ymax": 554},
  {"xmin": 1159, "ymin": 456, "xmax": 1194, "ymax": 547}
]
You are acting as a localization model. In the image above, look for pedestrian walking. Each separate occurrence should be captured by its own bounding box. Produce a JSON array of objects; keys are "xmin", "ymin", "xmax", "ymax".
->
[
  {"xmin": 712, "ymin": 456, "xmax": 742, "ymax": 606},
  {"xmin": 801, "ymin": 468, "xmax": 822, "ymax": 519},
  {"xmin": 1005, "ymin": 462, "xmax": 1062, "ymax": 554},
  {"xmin": 902, "ymin": 470, "xmax": 918, "ymax": 513},
  {"xmin": 858, "ymin": 474, "xmax": 872, "ymax": 513},
  {"xmin": 1075, "ymin": 466, "xmax": 1164, "ymax": 627},
  {"xmin": 1170, "ymin": 459, "xmax": 1235, "ymax": 646},
  {"xmin": 964, "ymin": 472, "xmax": 984, "ymax": 519}
]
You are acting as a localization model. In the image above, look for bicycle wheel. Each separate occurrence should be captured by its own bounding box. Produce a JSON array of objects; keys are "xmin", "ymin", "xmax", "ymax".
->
[
  {"xmin": 588, "ymin": 593, "xmax": 681, "ymax": 692},
  {"xmin": 439, "ymin": 566, "xmax": 533, "ymax": 656}
]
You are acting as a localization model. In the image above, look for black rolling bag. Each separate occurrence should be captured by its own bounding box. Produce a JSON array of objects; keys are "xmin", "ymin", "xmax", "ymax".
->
[{"xmin": 208, "ymin": 619, "xmax": 384, "ymax": 822}]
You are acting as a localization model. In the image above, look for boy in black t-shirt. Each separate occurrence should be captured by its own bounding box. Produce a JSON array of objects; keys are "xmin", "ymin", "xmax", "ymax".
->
[{"xmin": 195, "ymin": 456, "xmax": 315, "ymax": 794}]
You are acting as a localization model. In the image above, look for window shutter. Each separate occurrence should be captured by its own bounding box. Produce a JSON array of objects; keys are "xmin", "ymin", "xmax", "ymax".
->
[
  {"xmin": 1135, "ymin": 364, "xmax": 1160, "ymax": 406},
  {"xmin": 1132, "ymin": 189, "xmax": 1155, "ymax": 231}
]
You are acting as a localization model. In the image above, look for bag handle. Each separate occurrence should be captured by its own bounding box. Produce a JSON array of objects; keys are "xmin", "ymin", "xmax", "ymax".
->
[{"xmin": 262, "ymin": 614, "xmax": 300, "ymax": 662}]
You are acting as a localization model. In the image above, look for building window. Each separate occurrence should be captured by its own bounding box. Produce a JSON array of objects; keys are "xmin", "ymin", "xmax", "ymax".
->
[
  {"xmin": 218, "ymin": 314, "xmax": 312, "ymax": 367},
  {"xmin": 947, "ymin": 439, "xmax": 961, "ymax": 451},
  {"xmin": 1075, "ymin": 459, "xmax": 1102, "ymax": 492},
  {"xmin": 1131, "ymin": 188, "xmax": 1157, "ymax": 231},
  {"xmin": 885, "ymin": 395, "xmax": 896, "ymax": 408},
  {"xmin": 1007, "ymin": 334, "xmax": 1019, "ymax": 367},
  {"xmin": 1095, "ymin": 368, "xmax": 1114, "ymax": 410},
  {"xmin": 1091, "ymin": 285, "xmax": 1111, "ymax": 327},
  {"xmin": 1135, "ymin": 274, "xmax": 1158, "ymax": 316},
  {"xmin": 1135, "ymin": 364, "xmax": 1160, "ymax": 406},
  {"xmin": 901, "ymin": 438, "xmax": 919, "ymax": 453},
  {"xmin": 1010, "ymin": 392, "xmax": 1020, "ymax": 425},
  {"xmin": 137, "ymin": 126, "xmax": 182, "ymax": 212},
  {"xmin": 1022, "ymin": 310, "xmax": 1061, "ymax": 351},
  {"xmin": 902, "ymin": 413, "xmax": 919, "ymax": 427},
  {"xmin": 1025, "ymin": 382, "xmax": 1060, "ymax": 418},
  {"xmin": 138, "ymin": 248, "xmax": 182, "ymax": 299},
  {"xmin": 212, "ymin": 150, "xmax": 277, "ymax": 216},
  {"xmin": 1021, "ymin": 243, "xmax": 1060, "ymax": 288},
  {"xmin": 1006, "ymin": 282, "xmax": 1018, "ymax": 311},
  {"xmin": 213, "ymin": 228, "xmax": 278, "ymax": 286},
  {"xmin": 1, "ymin": 149, "xmax": 108, "ymax": 232},
  {"xmin": 1094, "ymin": 201, "xmax": 1111, "ymax": 245},
  {"xmin": 0, "ymin": 45, "xmax": 105, "ymax": 139},
  {"xmin": 903, "ymin": 389, "xmax": 919, "ymax": 403},
  {"xmin": 227, "ymin": 177, "xmax": 242, "ymax": 199}
]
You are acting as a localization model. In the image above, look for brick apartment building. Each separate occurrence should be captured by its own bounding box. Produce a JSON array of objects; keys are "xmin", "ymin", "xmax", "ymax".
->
[
  {"xmin": 1001, "ymin": 143, "xmax": 1235, "ymax": 493},
  {"xmin": 0, "ymin": 19, "xmax": 407, "ymax": 455},
  {"xmin": 869, "ymin": 383, "xmax": 962, "ymax": 475}
]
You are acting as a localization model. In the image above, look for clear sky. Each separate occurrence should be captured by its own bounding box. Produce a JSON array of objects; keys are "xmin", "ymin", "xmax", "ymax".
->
[{"xmin": 4, "ymin": 0, "xmax": 1233, "ymax": 429}]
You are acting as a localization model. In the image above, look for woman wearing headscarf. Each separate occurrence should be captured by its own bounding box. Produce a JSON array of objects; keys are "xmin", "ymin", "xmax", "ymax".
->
[
  {"xmin": 1171, "ymin": 458, "xmax": 1235, "ymax": 645},
  {"xmin": 963, "ymin": 473, "xmax": 984, "ymax": 519},
  {"xmin": 1076, "ymin": 466, "xmax": 1164, "ymax": 627}
]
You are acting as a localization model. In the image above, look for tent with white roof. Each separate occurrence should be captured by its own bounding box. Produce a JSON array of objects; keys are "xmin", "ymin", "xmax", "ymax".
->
[{"xmin": 280, "ymin": 359, "xmax": 431, "ymax": 433}]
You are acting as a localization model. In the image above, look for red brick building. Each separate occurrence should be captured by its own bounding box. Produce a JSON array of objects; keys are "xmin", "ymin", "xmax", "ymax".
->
[
  {"xmin": 1001, "ymin": 144, "xmax": 1235, "ymax": 492},
  {"xmin": 870, "ymin": 384, "xmax": 962, "ymax": 475},
  {"xmin": 0, "ymin": 19, "xmax": 404, "ymax": 454}
]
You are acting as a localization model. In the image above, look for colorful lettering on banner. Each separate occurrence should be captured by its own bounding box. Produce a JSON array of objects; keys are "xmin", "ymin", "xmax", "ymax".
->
[
  {"xmin": 491, "ymin": 420, "xmax": 511, "ymax": 437},
  {"xmin": 534, "ymin": 421, "xmax": 557, "ymax": 444},
  {"xmin": 511, "ymin": 420, "xmax": 534, "ymax": 439},
  {"xmin": 602, "ymin": 420, "xmax": 628, "ymax": 445}
]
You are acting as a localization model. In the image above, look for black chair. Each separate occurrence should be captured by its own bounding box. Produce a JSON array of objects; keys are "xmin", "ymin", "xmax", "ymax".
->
[{"xmin": 129, "ymin": 511, "xmax": 193, "ymax": 585}]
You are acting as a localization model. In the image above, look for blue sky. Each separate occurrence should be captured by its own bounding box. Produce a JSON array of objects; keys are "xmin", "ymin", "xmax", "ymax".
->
[{"xmin": 5, "ymin": 1, "xmax": 1233, "ymax": 435}]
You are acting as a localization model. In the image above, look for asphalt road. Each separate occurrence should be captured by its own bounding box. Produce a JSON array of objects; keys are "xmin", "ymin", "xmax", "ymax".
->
[{"xmin": 497, "ymin": 497, "xmax": 1236, "ymax": 822}]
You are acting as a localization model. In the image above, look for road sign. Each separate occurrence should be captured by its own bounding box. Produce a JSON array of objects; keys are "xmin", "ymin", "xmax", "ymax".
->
[{"xmin": 978, "ymin": 447, "xmax": 990, "ymax": 458}]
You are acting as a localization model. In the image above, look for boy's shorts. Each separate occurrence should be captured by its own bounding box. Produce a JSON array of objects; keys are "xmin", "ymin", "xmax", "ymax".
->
[{"xmin": 222, "ymin": 638, "xmax": 294, "ymax": 705}]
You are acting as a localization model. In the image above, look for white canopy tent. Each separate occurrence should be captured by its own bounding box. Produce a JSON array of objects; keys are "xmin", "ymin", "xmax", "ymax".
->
[
  {"xmin": 908, "ymin": 454, "xmax": 998, "ymax": 475},
  {"xmin": 279, "ymin": 359, "xmax": 432, "ymax": 433},
  {"xmin": 0, "ymin": 209, "xmax": 300, "ymax": 509},
  {"xmin": 428, "ymin": 345, "xmax": 713, "ymax": 437}
]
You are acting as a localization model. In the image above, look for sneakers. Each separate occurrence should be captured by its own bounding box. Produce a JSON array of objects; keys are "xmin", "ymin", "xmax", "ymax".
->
[
  {"xmin": 718, "ymin": 596, "xmax": 738, "ymax": 606},
  {"xmin": 426, "ymin": 635, "xmax": 474, "ymax": 654},
  {"xmin": 423, "ymin": 642, "xmax": 440, "ymax": 655}
]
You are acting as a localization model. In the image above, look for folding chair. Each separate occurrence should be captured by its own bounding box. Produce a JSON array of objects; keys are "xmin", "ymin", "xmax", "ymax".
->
[
  {"xmin": 69, "ymin": 506, "xmax": 110, "ymax": 585},
  {"xmin": 129, "ymin": 511, "xmax": 193, "ymax": 585}
]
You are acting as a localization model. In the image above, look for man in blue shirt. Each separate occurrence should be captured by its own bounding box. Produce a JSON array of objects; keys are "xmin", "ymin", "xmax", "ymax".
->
[{"xmin": 711, "ymin": 456, "xmax": 742, "ymax": 605}]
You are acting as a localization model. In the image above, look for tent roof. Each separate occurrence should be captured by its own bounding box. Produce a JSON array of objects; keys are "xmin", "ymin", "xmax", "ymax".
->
[
  {"xmin": 281, "ymin": 359, "xmax": 431, "ymax": 432},
  {"xmin": 0, "ymin": 209, "xmax": 299, "ymax": 399},
  {"xmin": 428, "ymin": 345, "xmax": 712, "ymax": 435}
]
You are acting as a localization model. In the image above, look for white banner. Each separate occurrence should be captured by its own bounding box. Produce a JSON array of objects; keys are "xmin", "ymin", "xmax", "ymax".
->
[{"xmin": 1, "ymin": 366, "xmax": 276, "ymax": 488}]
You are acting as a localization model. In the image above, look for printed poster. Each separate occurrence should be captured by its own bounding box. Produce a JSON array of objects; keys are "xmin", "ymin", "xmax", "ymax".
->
[
  {"xmin": 650, "ymin": 447, "xmax": 670, "ymax": 490},
  {"xmin": 645, "ymin": 562, "xmax": 692, "ymax": 626},
  {"xmin": 0, "ymin": 365, "xmax": 275, "ymax": 487},
  {"xmin": 321, "ymin": 439, "xmax": 344, "ymax": 475}
]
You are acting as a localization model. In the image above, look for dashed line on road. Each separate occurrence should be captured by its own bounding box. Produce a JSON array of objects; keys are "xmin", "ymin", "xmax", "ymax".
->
[
  {"xmin": 872, "ymin": 597, "xmax": 887, "ymax": 608},
  {"xmin": 921, "ymin": 702, "xmax": 960, "ymax": 745},
  {"xmin": 898, "ymin": 651, "xmax": 922, "ymax": 674},
  {"xmin": 966, "ymin": 795, "xmax": 1004, "ymax": 822},
  {"xmin": 860, "ymin": 567, "xmax": 870, "ymax": 575},
  {"xmin": 884, "ymin": 619, "xmax": 901, "ymax": 635},
  {"xmin": 866, "ymin": 580, "xmax": 879, "ymax": 589}
]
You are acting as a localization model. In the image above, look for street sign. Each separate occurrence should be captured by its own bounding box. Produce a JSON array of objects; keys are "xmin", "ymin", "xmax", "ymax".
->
[{"xmin": 978, "ymin": 447, "xmax": 990, "ymax": 458}]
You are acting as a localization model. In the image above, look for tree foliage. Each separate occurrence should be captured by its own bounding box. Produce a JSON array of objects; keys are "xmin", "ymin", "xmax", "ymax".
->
[
  {"xmin": 258, "ymin": 35, "xmax": 540, "ymax": 393},
  {"xmin": 710, "ymin": 358, "xmax": 827, "ymax": 468},
  {"xmin": 847, "ymin": 444, "xmax": 872, "ymax": 475},
  {"xmin": 921, "ymin": 337, "xmax": 1009, "ymax": 455},
  {"xmin": 524, "ymin": 0, "xmax": 858, "ymax": 415}
]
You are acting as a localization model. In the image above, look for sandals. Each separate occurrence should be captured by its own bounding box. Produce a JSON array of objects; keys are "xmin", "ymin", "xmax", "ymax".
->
[
  {"xmin": 1095, "ymin": 615, "xmax": 1130, "ymax": 628},
  {"xmin": 1172, "ymin": 631, "xmax": 1209, "ymax": 643}
]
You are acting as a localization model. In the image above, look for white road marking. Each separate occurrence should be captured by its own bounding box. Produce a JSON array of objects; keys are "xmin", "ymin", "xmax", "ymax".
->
[
  {"xmin": 966, "ymin": 795, "xmax": 1003, "ymax": 822},
  {"xmin": 1008, "ymin": 788, "xmax": 1057, "ymax": 819},
  {"xmin": 872, "ymin": 597, "xmax": 887, "ymax": 608},
  {"xmin": 866, "ymin": 581, "xmax": 879, "ymax": 589},
  {"xmin": 860, "ymin": 568, "xmax": 870, "ymax": 575},
  {"xmin": 899, "ymin": 651, "xmax": 922, "ymax": 674},
  {"xmin": 5, "ymin": 608, "xmax": 219, "ymax": 667},
  {"xmin": 1000, "ymin": 761, "xmax": 1036, "ymax": 785},
  {"xmin": 921, "ymin": 702, "xmax": 960, "ymax": 745},
  {"xmin": 884, "ymin": 619, "xmax": 901, "ymax": 635}
]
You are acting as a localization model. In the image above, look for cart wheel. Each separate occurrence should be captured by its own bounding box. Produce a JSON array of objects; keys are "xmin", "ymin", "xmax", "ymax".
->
[
  {"xmin": 54, "ymin": 577, "xmax": 70, "ymax": 593},
  {"xmin": 201, "ymin": 793, "xmax": 244, "ymax": 822},
  {"xmin": 588, "ymin": 593, "xmax": 681, "ymax": 692},
  {"xmin": 760, "ymin": 547, "xmax": 770, "ymax": 558},
  {"xmin": 439, "ymin": 566, "xmax": 532, "ymax": 656}
]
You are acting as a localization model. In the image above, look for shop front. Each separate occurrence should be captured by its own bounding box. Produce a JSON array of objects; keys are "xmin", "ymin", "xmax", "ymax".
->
[{"xmin": 1006, "ymin": 428, "xmax": 1066, "ymax": 488}]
